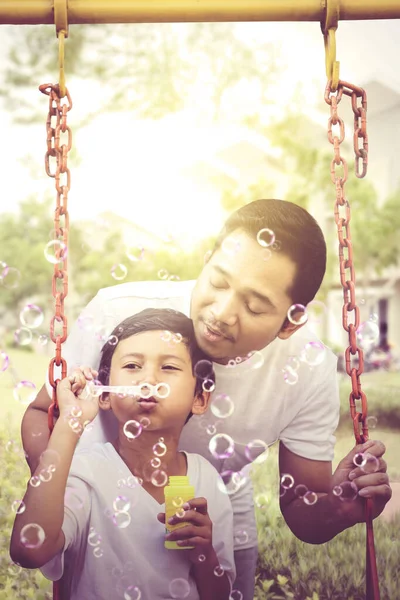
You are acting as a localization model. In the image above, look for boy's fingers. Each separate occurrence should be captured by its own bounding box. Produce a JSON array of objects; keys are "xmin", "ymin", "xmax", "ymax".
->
[
  {"xmin": 183, "ymin": 497, "xmax": 208, "ymax": 515},
  {"xmin": 168, "ymin": 509, "xmax": 205, "ymax": 527},
  {"xmin": 157, "ymin": 513, "xmax": 165, "ymax": 523}
]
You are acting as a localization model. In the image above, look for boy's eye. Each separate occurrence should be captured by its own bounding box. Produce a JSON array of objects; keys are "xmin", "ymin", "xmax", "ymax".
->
[
  {"xmin": 123, "ymin": 363, "xmax": 140, "ymax": 370},
  {"xmin": 209, "ymin": 277, "xmax": 227, "ymax": 290},
  {"xmin": 246, "ymin": 305, "xmax": 263, "ymax": 316},
  {"xmin": 162, "ymin": 365, "xmax": 181, "ymax": 371}
]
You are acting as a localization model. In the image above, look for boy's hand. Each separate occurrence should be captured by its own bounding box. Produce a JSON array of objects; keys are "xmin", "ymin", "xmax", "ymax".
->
[
  {"xmin": 57, "ymin": 367, "xmax": 99, "ymax": 430},
  {"xmin": 157, "ymin": 497, "xmax": 216, "ymax": 564}
]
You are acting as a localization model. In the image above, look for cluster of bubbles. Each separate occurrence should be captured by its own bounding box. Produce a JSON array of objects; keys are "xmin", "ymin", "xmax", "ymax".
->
[
  {"xmin": 160, "ymin": 330, "xmax": 183, "ymax": 345},
  {"xmin": 280, "ymin": 473, "xmax": 318, "ymax": 506},
  {"xmin": 158, "ymin": 269, "xmax": 180, "ymax": 282},
  {"xmin": 87, "ymin": 526, "xmax": 104, "ymax": 558},
  {"xmin": 13, "ymin": 303, "xmax": 47, "ymax": 354}
]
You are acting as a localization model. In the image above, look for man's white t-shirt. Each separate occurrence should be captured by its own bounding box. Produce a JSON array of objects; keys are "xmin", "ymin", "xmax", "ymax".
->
[
  {"xmin": 40, "ymin": 444, "xmax": 236, "ymax": 600},
  {"xmin": 46, "ymin": 280, "xmax": 340, "ymax": 551}
]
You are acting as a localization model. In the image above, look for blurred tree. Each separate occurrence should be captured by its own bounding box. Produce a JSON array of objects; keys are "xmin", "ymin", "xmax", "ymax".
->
[{"xmin": 1, "ymin": 23, "xmax": 280, "ymax": 127}]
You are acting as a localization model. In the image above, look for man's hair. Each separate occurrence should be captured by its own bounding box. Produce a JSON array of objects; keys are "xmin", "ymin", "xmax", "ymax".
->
[
  {"xmin": 213, "ymin": 199, "xmax": 326, "ymax": 307},
  {"xmin": 98, "ymin": 308, "xmax": 214, "ymax": 424}
]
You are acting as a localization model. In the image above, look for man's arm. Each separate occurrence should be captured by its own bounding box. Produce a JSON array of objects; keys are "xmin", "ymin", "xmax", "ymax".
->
[
  {"xmin": 21, "ymin": 385, "xmax": 53, "ymax": 475},
  {"xmin": 278, "ymin": 440, "xmax": 392, "ymax": 544}
]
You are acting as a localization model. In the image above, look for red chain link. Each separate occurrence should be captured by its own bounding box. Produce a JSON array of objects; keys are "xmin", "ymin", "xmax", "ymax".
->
[
  {"xmin": 324, "ymin": 79, "xmax": 379, "ymax": 600},
  {"xmin": 40, "ymin": 82, "xmax": 72, "ymax": 433},
  {"xmin": 39, "ymin": 82, "xmax": 72, "ymax": 600}
]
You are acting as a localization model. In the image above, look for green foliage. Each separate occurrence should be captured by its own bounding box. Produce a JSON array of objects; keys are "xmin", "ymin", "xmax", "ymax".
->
[{"xmin": 251, "ymin": 441, "xmax": 400, "ymax": 600}]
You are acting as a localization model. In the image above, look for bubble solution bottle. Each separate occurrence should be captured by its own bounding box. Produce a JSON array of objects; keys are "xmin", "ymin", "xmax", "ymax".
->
[{"xmin": 164, "ymin": 475, "xmax": 195, "ymax": 550}]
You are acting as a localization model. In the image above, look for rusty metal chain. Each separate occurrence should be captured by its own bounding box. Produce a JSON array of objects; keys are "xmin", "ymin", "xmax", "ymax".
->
[
  {"xmin": 324, "ymin": 79, "xmax": 369, "ymax": 445},
  {"xmin": 325, "ymin": 79, "xmax": 380, "ymax": 600},
  {"xmin": 39, "ymin": 83, "xmax": 72, "ymax": 433}
]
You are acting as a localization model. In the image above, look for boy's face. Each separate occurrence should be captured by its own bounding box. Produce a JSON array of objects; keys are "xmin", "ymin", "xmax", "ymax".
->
[
  {"xmin": 190, "ymin": 229, "xmax": 302, "ymax": 364},
  {"xmin": 101, "ymin": 330, "xmax": 208, "ymax": 429}
]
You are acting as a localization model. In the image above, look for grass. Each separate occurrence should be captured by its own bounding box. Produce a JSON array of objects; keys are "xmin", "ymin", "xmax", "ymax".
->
[{"xmin": 0, "ymin": 349, "xmax": 399, "ymax": 599}]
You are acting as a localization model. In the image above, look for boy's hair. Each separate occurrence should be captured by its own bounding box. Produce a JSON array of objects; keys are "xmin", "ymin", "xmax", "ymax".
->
[
  {"xmin": 213, "ymin": 199, "xmax": 327, "ymax": 307},
  {"xmin": 98, "ymin": 308, "xmax": 215, "ymax": 424}
]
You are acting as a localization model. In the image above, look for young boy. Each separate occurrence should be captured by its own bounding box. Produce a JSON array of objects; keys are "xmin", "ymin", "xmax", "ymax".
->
[{"xmin": 10, "ymin": 308, "xmax": 236, "ymax": 600}]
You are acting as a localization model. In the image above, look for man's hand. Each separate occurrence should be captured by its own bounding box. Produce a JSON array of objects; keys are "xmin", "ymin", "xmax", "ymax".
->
[
  {"xmin": 329, "ymin": 439, "xmax": 392, "ymax": 524},
  {"xmin": 157, "ymin": 497, "xmax": 215, "ymax": 564},
  {"xmin": 57, "ymin": 366, "xmax": 99, "ymax": 430}
]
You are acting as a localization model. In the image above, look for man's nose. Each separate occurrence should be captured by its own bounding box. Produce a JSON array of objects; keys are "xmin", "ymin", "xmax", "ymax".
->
[{"xmin": 213, "ymin": 293, "xmax": 238, "ymax": 327}]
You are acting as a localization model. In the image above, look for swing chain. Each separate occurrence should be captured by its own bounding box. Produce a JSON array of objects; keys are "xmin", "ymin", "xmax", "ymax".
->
[
  {"xmin": 39, "ymin": 83, "xmax": 72, "ymax": 431},
  {"xmin": 324, "ymin": 79, "xmax": 369, "ymax": 444}
]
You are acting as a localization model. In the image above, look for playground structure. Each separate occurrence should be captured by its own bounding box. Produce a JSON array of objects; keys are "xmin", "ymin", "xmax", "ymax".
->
[{"xmin": 1, "ymin": 1, "xmax": 399, "ymax": 599}]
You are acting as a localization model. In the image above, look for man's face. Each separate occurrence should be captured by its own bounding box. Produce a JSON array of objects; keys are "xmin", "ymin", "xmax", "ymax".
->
[{"xmin": 190, "ymin": 229, "xmax": 299, "ymax": 364}]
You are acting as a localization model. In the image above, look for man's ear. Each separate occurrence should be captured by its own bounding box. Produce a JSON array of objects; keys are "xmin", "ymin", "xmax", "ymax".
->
[
  {"xmin": 278, "ymin": 317, "xmax": 306, "ymax": 340},
  {"xmin": 98, "ymin": 393, "xmax": 112, "ymax": 411},
  {"xmin": 191, "ymin": 390, "xmax": 210, "ymax": 416}
]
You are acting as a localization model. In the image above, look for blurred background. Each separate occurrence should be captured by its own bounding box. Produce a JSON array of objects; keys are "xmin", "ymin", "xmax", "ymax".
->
[{"xmin": 0, "ymin": 17, "xmax": 399, "ymax": 600}]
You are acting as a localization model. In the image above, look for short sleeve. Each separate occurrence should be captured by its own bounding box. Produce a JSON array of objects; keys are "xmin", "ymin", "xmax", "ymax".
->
[
  {"xmin": 45, "ymin": 292, "xmax": 109, "ymax": 397},
  {"xmin": 279, "ymin": 358, "xmax": 340, "ymax": 461},
  {"xmin": 40, "ymin": 474, "xmax": 91, "ymax": 581},
  {"xmin": 206, "ymin": 469, "xmax": 236, "ymax": 589}
]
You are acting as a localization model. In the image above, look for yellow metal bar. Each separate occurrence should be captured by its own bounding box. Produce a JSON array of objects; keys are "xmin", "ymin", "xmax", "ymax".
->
[{"xmin": 0, "ymin": 0, "xmax": 400, "ymax": 25}]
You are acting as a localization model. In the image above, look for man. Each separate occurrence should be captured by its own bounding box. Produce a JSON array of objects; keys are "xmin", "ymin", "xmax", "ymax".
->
[{"xmin": 21, "ymin": 199, "xmax": 392, "ymax": 600}]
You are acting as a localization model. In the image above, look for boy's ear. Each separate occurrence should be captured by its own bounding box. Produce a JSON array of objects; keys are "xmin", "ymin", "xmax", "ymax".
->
[
  {"xmin": 98, "ymin": 393, "xmax": 112, "ymax": 411},
  {"xmin": 191, "ymin": 390, "xmax": 210, "ymax": 416},
  {"xmin": 278, "ymin": 316, "xmax": 306, "ymax": 340}
]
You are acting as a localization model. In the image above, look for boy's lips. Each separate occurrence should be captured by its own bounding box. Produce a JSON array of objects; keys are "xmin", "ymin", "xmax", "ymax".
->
[{"xmin": 137, "ymin": 398, "xmax": 158, "ymax": 410}]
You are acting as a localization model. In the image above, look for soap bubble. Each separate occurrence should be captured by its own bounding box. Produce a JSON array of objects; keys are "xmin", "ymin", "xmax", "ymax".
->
[
  {"xmin": 217, "ymin": 470, "xmax": 244, "ymax": 496},
  {"xmin": 281, "ymin": 473, "xmax": 295, "ymax": 490},
  {"xmin": 202, "ymin": 379, "xmax": 215, "ymax": 392},
  {"xmin": 39, "ymin": 468, "xmax": 53, "ymax": 483},
  {"xmin": 198, "ymin": 554, "xmax": 206, "ymax": 562},
  {"xmin": 172, "ymin": 496, "xmax": 184, "ymax": 508},
  {"xmin": 206, "ymin": 424, "xmax": 217, "ymax": 435},
  {"xmin": 353, "ymin": 452, "xmax": 367, "ymax": 468},
  {"xmin": 151, "ymin": 469, "xmax": 168, "ymax": 487},
  {"xmin": 44, "ymin": 240, "xmax": 68, "ymax": 264},
  {"xmin": 303, "ymin": 491, "xmax": 318, "ymax": 505},
  {"xmin": 151, "ymin": 457, "xmax": 161, "ymax": 468},
  {"xmin": 333, "ymin": 485, "xmax": 343, "ymax": 497},
  {"xmin": 282, "ymin": 366, "xmax": 299, "ymax": 385},
  {"xmin": 78, "ymin": 314, "xmax": 94, "ymax": 331},
  {"xmin": 256, "ymin": 228, "xmax": 275, "ymax": 248},
  {"xmin": 366, "ymin": 416, "xmax": 378, "ymax": 430},
  {"xmin": 123, "ymin": 420, "xmax": 143, "ymax": 440},
  {"xmin": 158, "ymin": 269, "xmax": 169, "ymax": 280},
  {"xmin": 194, "ymin": 359, "xmax": 213, "ymax": 379},
  {"xmin": 360, "ymin": 452, "xmax": 380, "ymax": 474},
  {"xmin": 245, "ymin": 439, "xmax": 269, "ymax": 464},
  {"xmin": 254, "ymin": 492, "xmax": 270, "ymax": 508},
  {"xmin": 230, "ymin": 591, "xmax": 243, "ymax": 600},
  {"xmin": 88, "ymin": 528, "xmax": 102, "ymax": 546},
  {"xmin": 0, "ymin": 350, "xmax": 9, "ymax": 372},
  {"xmin": 2, "ymin": 266, "xmax": 21, "ymax": 288},
  {"xmin": 356, "ymin": 321, "xmax": 380, "ymax": 350},
  {"xmin": 234, "ymin": 530, "xmax": 249, "ymax": 545},
  {"xmin": 139, "ymin": 417, "xmax": 151, "ymax": 429},
  {"xmin": 210, "ymin": 394, "xmax": 234, "ymax": 419},
  {"xmin": 11, "ymin": 500, "xmax": 26, "ymax": 514},
  {"xmin": 126, "ymin": 245, "xmax": 145, "ymax": 262},
  {"xmin": 153, "ymin": 439, "xmax": 167, "ymax": 457},
  {"xmin": 294, "ymin": 484, "xmax": 308, "ymax": 498},
  {"xmin": 93, "ymin": 546, "xmax": 104, "ymax": 558},
  {"xmin": 169, "ymin": 578, "xmax": 191, "ymax": 598},
  {"xmin": 261, "ymin": 248, "xmax": 272, "ymax": 261},
  {"xmin": 161, "ymin": 330, "xmax": 172, "ymax": 342},
  {"xmin": 124, "ymin": 585, "xmax": 142, "ymax": 600},
  {"xmin": 287, "ymin": 304, "xmax": 308, "ymax": 325},
  {"xmin": 19, "ymin": 304, "xmax": 44, "ymax": 329},
  {"xmin": 37, "ymin": 334, "xmax": 48, "ymax": 346},
  {"xmin": 302, "ymin": 341, "xmax": 326, "ymax": 366},
  {"xmin": 14, "ymin": 327, "xmax": 32, "ymax": 346},
  {"xmin": 107, "ymin": 335, "xmax": 119, "ymax": 346},
  {"xmin": 209, "ymin": 434, "xmax": 235, "ymax": 460},
  {"xmin": 111, "ymin": 264, "xmax": 128, "ymax": 281},
  {"xmin": 113, "ymin": 496, "xmax": 131, "ymax": 513},
  {"xmin": 20, "ymin": 523, "xmax": 46, "ymax": 549},
  {"xmin": 113, "ymin": 511, "xmax": 131, "ymax": 528},
  {"xmin": 214, "ymin": 565, "xmax": 225, "ymax": 577},
  {"xmin": 13, "ymin": 381, "xmax": 36, "ymax": 405},
  {"xmin": 286, "ymin": 356, "xmax": 301, "ymax": 371},
  {"xmin": 29, "ymin": 475, "xmax": 41, "ymax": 488},
  {"xmin": 338, "ymin": 481, "xmax": 358, "ymax": 502}
]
